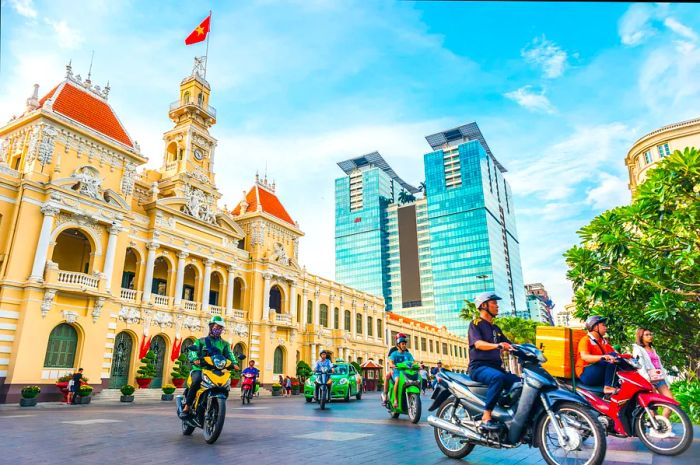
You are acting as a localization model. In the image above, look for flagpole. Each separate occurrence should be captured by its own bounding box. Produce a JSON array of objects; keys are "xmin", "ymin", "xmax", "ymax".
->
[{"xmin": 204, "ymin": 10, "xmax": 211, "ymax": 79}]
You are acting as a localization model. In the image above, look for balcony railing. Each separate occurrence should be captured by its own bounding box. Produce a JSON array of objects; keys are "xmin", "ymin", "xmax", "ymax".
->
[
  {"xmin": 151, "ymin": 294, "xmax": 172, "ymax": 307},
  {"xmin": 275, "ymin": 313, "xmax": 292, "ymax": 325},
  {"xmin": 58, "ymin": 271, "xmax": 98, "ymax": 290},
  {"xmin": 120, "ymin": 288, "xmax": 140, "ymax": 302},
  {"xmin": 183, "ymin": 300, "xmax": 199, "ymax": 312},
  {"xmin": 232, "ymin": 309, "xmax": 246, "ymax": 320},
  {"xmin": 169, "ymin": 99, "xmax": 216, "ymax": 119},
  {"xmin": 209, "ymin": 305, "xmax": 224, "ymax": 315}
]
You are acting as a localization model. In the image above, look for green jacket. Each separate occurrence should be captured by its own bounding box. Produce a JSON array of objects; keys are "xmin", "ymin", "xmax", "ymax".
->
[{"xmin": 187, "ymin": 336, "xmax": 235, "ymax": 371}]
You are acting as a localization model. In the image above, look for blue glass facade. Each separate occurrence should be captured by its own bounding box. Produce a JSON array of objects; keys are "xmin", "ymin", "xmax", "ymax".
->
[{"xmin": 335, "ymin": 124, "xmax": 527, "ymax": 337}]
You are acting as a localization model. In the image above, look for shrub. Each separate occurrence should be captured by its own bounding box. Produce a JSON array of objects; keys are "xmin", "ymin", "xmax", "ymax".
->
[
  {"xmin": 162, "ymin": 384, "xmax": 176, "ymax": 395},
  {"xmin": 57, "ymin": 373, "xmax": 88, "ymax": 383},
  {"xmin": 78, "ymin": 385, "xmax": 93, "ymax": 397},
  {"xmin": 136, "ymin": 350, "xmax": 157, "ymax": 379},
  {"xmin": 120, "ymin": 384, "xmax": 135, "ymax": 396},
  {"xmin": 170, "ymin": 354, "xmax": 188, "ymax": 380},
  {"xmin": 271, "ymin": 383, "xmax": 282, "ymax": 390},
  {"xmin": 296, "ymin": 361, "xmax": 312, "ymax": 382},
  {"xmin": 671, "ymin": 380, "xmax": 700, "ymax": 425},
  {"xmin": 21, "ymin": 386, "xmax": 41, "ymax": 399}
]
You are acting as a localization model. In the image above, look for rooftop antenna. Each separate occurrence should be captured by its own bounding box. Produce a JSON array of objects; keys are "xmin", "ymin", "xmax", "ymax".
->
[{"xmin": 86, "ymin": 50, "xmax": 95, "ymax": 84}]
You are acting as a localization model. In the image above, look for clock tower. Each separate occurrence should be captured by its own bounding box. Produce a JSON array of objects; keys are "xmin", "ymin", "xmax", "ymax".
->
[{"xmin": 161, "ymin": 57, "xmax": 218, "ymax": 187}]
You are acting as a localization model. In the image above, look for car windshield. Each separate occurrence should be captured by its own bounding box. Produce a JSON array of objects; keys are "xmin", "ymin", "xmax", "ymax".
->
[{"xmin": 333, "ymin": 365, "xmax": 348, "ymax": 375}]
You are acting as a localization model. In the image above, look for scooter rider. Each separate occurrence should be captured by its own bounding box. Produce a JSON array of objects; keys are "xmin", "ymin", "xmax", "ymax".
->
[
  {"xmin": 576, "ymin": 316, "xmax": 618, "ymax": 395},
  {"xmin": 468, "ymin": 292, "xmax": 520, "ymax": 432},
  {"xmin": 381, "ymin": 333, "xmax": 404, "ymax": 406},
  {"xmin": 179, "ymin": 315, "xmax": 239, "ymax": 418},
  {"xmin": 388, "ymin": 334, "xmax": 415, "ymax": 409},
  {"xmin": 313, "ymin": 350, "xmax": 334, "ymax": 401},
  {"xmin": 242, "ymin": 360, "xmax": 260, "ymax": 393}
]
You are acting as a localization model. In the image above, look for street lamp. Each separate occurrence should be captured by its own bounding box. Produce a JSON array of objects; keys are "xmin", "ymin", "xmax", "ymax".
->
[{"xmin": 476, "ymin": 274, "xmax": 489, "ymax": 293}]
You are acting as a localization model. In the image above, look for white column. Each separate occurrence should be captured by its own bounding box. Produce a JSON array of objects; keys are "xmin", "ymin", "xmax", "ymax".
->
[
  {"xmin": 202, "ymin": 259, "xmax": 213, "ymax": 312},
  {"xmin": 174, "ymin": 251, "xmax": 188, "ymax": 305},
  {"xmin": 102, "ymin": 223, "xmax": 121, "ymax": 291},
  {"xmin": 311, "ymin": 343, "xmax": 317, "ymax": 362},
  {"xmin": 313, "ymin": 288, "xmax": 320, "ymax": 326},
  {"xmin": 289, "ymin": 281, "xmax": 297, "ymax": 322},
  {"xmin": 29, "ymin": 204, "xmax": 60, "ymax": 281},
  {"xmin": 262, "ymin": 273, "xmax": 272, "ymax": 320},
  {"xmin": 225, "ymin": 266, "xmax": 235, "ymax": 315},
  {"xmin": 141, "ymin": 242, "xmax": 159, "ymax": 302}
]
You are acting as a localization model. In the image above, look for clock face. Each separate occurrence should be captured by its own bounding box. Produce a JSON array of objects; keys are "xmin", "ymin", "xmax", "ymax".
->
[{"xmin": 194, "ymin": 149, "xmax": 204, "ymax": 161}]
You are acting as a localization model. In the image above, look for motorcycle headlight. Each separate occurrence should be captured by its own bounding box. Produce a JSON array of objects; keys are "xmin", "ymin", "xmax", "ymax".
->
[
  {"xmin": 305, "ymin": 379, "xmax": 312, "ymax": 386},
  {"xmin": 339, "ymin": 378, "xmax": 348, "ymax": 385},
  {"xmin": 215, "ymin": 358, "xmax": 226, "ymax": 370},
  {"xmin": 202, "ymin": 374, "xmax": 213, "ymax": 387}
]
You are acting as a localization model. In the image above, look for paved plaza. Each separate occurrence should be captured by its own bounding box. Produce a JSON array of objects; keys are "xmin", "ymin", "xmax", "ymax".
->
[{"xmin": 1, "ymin": 392, "xmax": 698, "ymax": 465}]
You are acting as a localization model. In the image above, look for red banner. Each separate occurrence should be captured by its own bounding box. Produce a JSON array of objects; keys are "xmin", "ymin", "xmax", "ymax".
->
[
  {"xmin": 185, "ymin": 14, "xmax": 211, "ymax": 45},
  {"xmin": 171, "ymin": 338, "xmax": 183, "ymax": 362},
  {"xmin": 139, "ymin": 335, "xmax": 152, "ymax": 359}
]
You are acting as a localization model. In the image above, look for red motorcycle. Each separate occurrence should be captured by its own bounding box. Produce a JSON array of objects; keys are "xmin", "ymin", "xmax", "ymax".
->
[
  {"xmin": 241, "ymin": 373, "xmax": 255, "ymax": 405},
  {"xmin": 562, "ymin": 354, "xmax": 693, "ymax": 456}
]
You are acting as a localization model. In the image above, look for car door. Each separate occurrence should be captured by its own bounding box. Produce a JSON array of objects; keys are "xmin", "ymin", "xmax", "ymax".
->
[{"xmin": 348, "ymin": 365, "xmax": 357, "ymax": 395}]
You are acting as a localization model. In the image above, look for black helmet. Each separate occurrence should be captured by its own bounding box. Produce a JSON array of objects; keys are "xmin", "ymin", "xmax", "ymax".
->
[{"xmin": 585, "ymin": 315, "xmax": 608, "ymax": 332}]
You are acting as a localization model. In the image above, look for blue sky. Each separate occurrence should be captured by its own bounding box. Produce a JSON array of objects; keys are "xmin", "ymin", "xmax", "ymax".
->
[{"xmin": 2, "ymin": 1, "xmax": 699, "ymax": 314}]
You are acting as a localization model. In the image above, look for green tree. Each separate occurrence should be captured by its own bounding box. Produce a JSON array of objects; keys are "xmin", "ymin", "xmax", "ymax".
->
[
  {"xmin": 418, "ymin": 181, "xmax": 426, "ymax": 192},
  {"xmin": 398, "ymin": 189, "xmax": 416, "ymax": 205},
  {"xmin": 296, "ymin": 360, "xmax": 312, "ymax": 383},
  {"xmin": 459, "ymin": 300, "xmax": 542, "ymax": 344},
  {"xmin": 170, "ymin": 354, "xmax": 188, "ymax": 380},
  {"xmin": 136, "ymin": 350, "xmax": 157, "ymax": 379},
  {"xmin": 565, "ymin": 147, "xmax": 700, "ymax": 375}
]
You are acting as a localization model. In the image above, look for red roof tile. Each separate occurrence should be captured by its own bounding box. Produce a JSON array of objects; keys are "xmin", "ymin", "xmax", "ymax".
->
[
  {"xmin": 233, "ymin": 184, "xmax": 295, "ymax": 225},
  {"xmin": 386, "ymin": 312, "xmax": 441, "ymax": 333},
  {"xmin": 38, "ymin": 81, "xmax": 134, "ymax": 148}
]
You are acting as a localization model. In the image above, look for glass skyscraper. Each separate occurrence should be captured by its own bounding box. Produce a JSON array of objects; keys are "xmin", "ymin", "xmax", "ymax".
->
[{"xmin": 335, "ymin": 123, "xmax": 526, "ymax": 337}]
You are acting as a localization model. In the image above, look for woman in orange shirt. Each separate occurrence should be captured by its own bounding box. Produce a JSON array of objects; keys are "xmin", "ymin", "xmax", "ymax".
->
[{"xmin": 575, "ymin": 316, "xmax": 618, "ymax": 395}]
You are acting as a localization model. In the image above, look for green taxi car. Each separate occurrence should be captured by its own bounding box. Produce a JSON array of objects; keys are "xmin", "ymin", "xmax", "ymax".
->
[{"xmin": 304, "ymin": 360, "xmax": 363, "ymax": 402}]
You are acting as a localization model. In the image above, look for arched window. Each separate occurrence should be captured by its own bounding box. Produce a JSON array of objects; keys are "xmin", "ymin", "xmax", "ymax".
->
[
  {"xmin": 296, "ymin": 295, "xmax": 302, "ymax": 323},
  {"xmin": 367, "ymin": 316, "xmax": 373, "ymax": 336},
  {"xmin": 233, "ymin": 342, "xmax": 246, "ymax": 359},
  {"xmin": 319, "ymin": 304, "xmax": 328, "ymax": 327},
  {"xmin": 197, "ymin": 92, "xmax": 203, "ymax": 106},
  {"xmin": 307, "ymin": 300, "xmax": 313, "ymax": 324},
  {"xmin": 334, "ymin": 307, "xmax": 339, "ymax": 329},
  {"xmin": 377, "ymin": 319, "xmax": 383, "ymax": 338},
  {"xmin": 183, "ymin": 91, "xmax": 190, "ymax": 103},
  {"xmin": 344, "ymin": 310, "xmax": 351, "ymax": 331},
  {"xmin": 52, "ymin": 229, "xmax": 92, "ymax": 273},
  {"xmin": 356, "ymin": 314, "xmax": 363, "ymax": 334},
  {"xmin": 269, "ymin": 285, "xmax": 282, "ymax": 313},
  {"xmin": 180, "ymin": 337, "xmax": 196, "ymax": 372},
  {"xmin": 273, "ymin": 346, "xmax": 284, "ymax": 374},
  {"xmin": 44, "ymin": 323, "xmax": 78, "ymax": 368}
]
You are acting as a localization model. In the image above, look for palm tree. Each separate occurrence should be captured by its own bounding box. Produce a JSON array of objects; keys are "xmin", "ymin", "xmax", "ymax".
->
[
  {"xmin": 398, "ymin": 190, "xmax": 416, "ymax": 204},
  {"xmin": 418, "ymin": 181, "xmax": 426, "ymax": 192}
]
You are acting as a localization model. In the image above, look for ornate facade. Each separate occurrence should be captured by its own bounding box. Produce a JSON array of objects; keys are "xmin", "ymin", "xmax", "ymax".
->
[{"xmin": 0, "ymin": 61, "xmax": 468, "ymax": 402}]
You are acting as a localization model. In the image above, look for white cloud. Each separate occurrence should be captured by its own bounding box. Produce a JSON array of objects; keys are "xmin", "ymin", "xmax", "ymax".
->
[
  {"xmin": 504, "ymin": 85, "xmax": 556, "ymax": 114},
  {"xmin": 618, "ymin": 3, "xmax": 658, "ymax": 46},
  {"xmin": 521, "ymin": 35, "xmax": 569, "ymax": 78},
  {"xmin": 45, "ymin": 19, "xmax": 83, "ymax": 49},
  {"xmin": 8, "ymin": 0, "xmax": 37, "ymax": 18},
  {"xmin": 664, "ymin": 17, "xmax": 699, "ymax": 42},
  {"xmin": 585, "ymin": 173, "xmax": 631, "ymax": 210}
]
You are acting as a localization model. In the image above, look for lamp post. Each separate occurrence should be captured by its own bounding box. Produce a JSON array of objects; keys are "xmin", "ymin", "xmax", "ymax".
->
[{"xmin": 476, "ymin": 274, "xmax": 489, "ymax": 293}]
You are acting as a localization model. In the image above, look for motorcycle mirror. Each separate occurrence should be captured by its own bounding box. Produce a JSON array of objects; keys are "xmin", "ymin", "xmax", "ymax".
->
[{"xmin": 237, "ymin": 353, "xmax": 247, "ymax": 360}]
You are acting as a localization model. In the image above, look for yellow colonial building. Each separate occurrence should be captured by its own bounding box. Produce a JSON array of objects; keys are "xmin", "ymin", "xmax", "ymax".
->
[
  {"xmin": 0, "ymin": 61, "xmax": 468, "ymax": 402},
  {"xmin": 625, "ymin": 116, "xmax": 700, "ymax": 195}
]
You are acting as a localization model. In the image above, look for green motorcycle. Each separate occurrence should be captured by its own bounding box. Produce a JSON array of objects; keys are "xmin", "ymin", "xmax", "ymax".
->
[{"xmin": 386, "ymin": 361, "xmax": 422, "ymax": 423}]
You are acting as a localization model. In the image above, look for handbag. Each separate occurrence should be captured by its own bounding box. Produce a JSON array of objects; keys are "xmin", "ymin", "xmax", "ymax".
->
[{"xmin": 647, "ymin": 369, "xmax": 665, "ymax": 382}]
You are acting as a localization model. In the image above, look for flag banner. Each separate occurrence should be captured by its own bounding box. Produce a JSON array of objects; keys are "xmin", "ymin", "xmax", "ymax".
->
[
  {"xmin": 171, "ymin": 337, "xmax": 183, "ymax": 362},
  {"xmin": 139, "ymin": 335, "xmax": 152, "ymax": 359},
  {"xmin": 185, "ymin": 14, "xmax": 211, "ymax": 45}
]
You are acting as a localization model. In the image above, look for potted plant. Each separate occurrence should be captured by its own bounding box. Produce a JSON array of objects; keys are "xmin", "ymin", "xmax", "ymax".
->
[
  {"xmin": 135, "ymin": 350, "xmax": 157, "ymax": 388},
  {"xmin": 161, "ymin": 384, "xmax": 176, "ymax": 401},
  {"xmin": 55, "ymin": 372, "xmax": 88, "ymax": 403},
  {"xmin": 171, "ymin": 354, "xmax": 188, "ymax": 388},
  {"xmin": 120, "ymin": 384, "xmax": 135, "ymax": 402},
  {"xmin": 20, "ymin": 385, "xmax": 41, "ymax": 407},
  {"xmin": 291, "ymin": 378, "xmax": 300, "ymax": 395},
  {"xmin": 271, "ymin": 383, "xmax": 282, "ymax": 396},
  {"xmin": 75, "ymin": 385, "xmax": 93, "ymax": 404},
  {"xmin": 296, "ymin": 361, "xmax": 312, "ymax": 385},
  {"xmin": 230, "ymin": 368, "xmax": 241, "ymax": 388}
]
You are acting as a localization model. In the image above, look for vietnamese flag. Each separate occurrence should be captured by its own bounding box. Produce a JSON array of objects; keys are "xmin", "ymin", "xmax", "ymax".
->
[{"xmin": 185, "ymin": 14, "xmax": 211, "ymax": 45}]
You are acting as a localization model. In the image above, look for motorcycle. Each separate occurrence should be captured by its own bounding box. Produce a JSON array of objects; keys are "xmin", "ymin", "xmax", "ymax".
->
[
  {"xmin": 314, "ymin": 365, "xmax": 333, "ymax": 410},
  {"xmin": 176, "ymin": 352, "xmax": 244, "ymax": 444},
  {"xmin": 241, "ymin": 373, "xmax": 256, "ymax": 405},
  {"xmin": 560, "ymin": 354, "xmax": 693, "ymax": 456},
  {"xmin": 387, "ymin": 361, "xmax": 422, "ymax": 423},
  {"xmin": 427, "ymin": 344, "xmax": 606, "ymax": 465}
]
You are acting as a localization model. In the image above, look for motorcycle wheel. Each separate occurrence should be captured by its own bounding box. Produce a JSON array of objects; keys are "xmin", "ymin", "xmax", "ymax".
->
[
  {"xmin": 391, "ymin": 411, "xmax": 400, "ymax": 419},
  {"xmin": 305, "ymin": 396, "xmax": 312, "ymax": 403},
  {"xmin": 182, "ymin": 420, "xmax": 195, "ymax": 436},
  {"xmin": 536, "ymin": 402, "xmax": 606, "ymax": 465},
  {"xmin": 203, "ymin": 397, "xmax": 226, "ymax": 444},
  {"xmin": 241, "ymin": 389, "xmax": 246, "ymax": 405},
  {"xmin": 407, "ymin": 393, "xmax": 422, "ymax": 424},
  {"xmin": 433, "ymin": 398, "xmax": 475, "ymax": 459},
  {"xmin": 635, "ymin": 402, "xmax": 693, "ymax": 456}
]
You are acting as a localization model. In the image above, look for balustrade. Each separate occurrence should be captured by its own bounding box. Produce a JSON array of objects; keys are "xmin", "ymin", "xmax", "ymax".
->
[
  {"xmin": 151, "ymin": 294, "xmax": 172, "ymax": 307},
  {"xmin": 209, "ymin": 305, "xmax": 224, "ymax": 315},
  {"xmin": 57, "ymin": 270, "xmax": 99, "ymax": 290},
  {"xmin": 119, "ymin": 288, "xmax": 140, "ymax": 302},
  {"xmin": 275, "ymin": 313, "xmax": 292, "ymax": 325}
]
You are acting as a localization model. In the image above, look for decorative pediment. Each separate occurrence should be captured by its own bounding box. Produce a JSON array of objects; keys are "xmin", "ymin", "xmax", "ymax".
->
[{"xmin": 181, "ymin": 184, "xmax": 217, "ymax": 224}]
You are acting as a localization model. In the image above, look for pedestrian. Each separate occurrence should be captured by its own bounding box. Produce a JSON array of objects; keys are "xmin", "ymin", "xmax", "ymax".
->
[
  {"xmin": 430, "ymin": 361, "xmax": 443, "ymax": 389},
  {"xmin": 632, "ymin": 328, "xmax": 675, "ymax": 417},
  {"xmin": 66, "ymin": 378, "xmax": 74, "ymax": 404},
  {"xmin": 278, "ymin": 374, "xmax": 284, "ymax": 388},
  {"xmin": 284, "ymin": 376, "xmax": 292, "ymax": 397},
  {"xmin": 419, "ymin": 364, "xmax": 428, "ymax": 394},
  {"xmin": 70, "ymin": 368, "xmax": 83, "ymax": 405}
]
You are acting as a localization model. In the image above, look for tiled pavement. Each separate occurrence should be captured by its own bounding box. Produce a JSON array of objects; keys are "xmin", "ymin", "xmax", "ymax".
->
[{"xmin": 1, "ymin": 392, "xmax": 697, "ymax": 465}]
